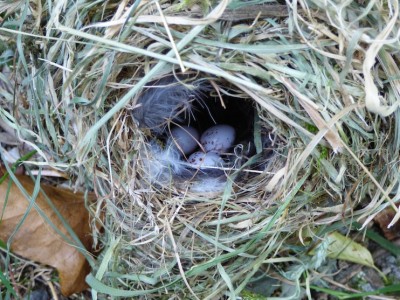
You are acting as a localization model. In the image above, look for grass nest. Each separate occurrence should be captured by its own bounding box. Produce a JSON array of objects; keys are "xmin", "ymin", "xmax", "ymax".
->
[{"xmin": 1, "ymin": 0, "xmax": 400, "ymax": 298}]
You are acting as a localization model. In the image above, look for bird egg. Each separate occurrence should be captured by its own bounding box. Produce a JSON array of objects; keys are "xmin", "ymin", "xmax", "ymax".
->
[
  {"xmin": 187, "ymin": 151, "xmax": 223, "ymax": 169},
  {"xmin": 200, "ymin": 124, "xmax": 236, "ymax": 153},
  {"xmin": 170, "ymin": 126, "xmax": 200, "ymax": 155}
]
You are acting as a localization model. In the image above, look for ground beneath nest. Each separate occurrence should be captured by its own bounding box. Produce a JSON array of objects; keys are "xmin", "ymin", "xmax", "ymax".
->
[{"xmin": 244, "ymin": 238, "xmax": 400, "ymax": 299}]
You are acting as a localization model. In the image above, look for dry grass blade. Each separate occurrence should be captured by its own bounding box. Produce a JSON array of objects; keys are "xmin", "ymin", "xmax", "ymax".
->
[{"xmin": 281, "ymin": 77, "xmax": 343, "ymax": 153}]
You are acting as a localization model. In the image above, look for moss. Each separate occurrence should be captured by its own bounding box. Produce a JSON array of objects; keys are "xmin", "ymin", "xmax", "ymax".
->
[
  {"xmin": 176, "ymin": 0, "xmax": 213, "ymax": 13},
  {"xmin": 240, "ymin": 289, "xmax": 267, "ymax": 300}
]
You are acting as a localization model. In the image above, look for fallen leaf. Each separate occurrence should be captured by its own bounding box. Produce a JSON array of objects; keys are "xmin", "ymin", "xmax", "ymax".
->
[
  {"xmin": 0, "ymin": 170, "xmax": 94, "ymax": 296},
  {"xmin": 374, "ymin": 207, "xmax": 400, "ymax": 241},
  {"xmin": 310, "ymin": 232, "xmax": 375, "ymax": 268},
  {"xmin": 325, "ymin": 232, "xmax": 375, "ymax": 267}
]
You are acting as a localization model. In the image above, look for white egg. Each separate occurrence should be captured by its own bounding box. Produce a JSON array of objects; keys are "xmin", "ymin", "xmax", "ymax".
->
[
  {"xmin": 200, "ymin": 124, "xmax": 236, "ymax": 153},
  {"xmin": 187, "ymin": 151, "xmax": 223, "ymax": 168},
  {"xmin": 170, "ymin": 126, "xmax": 200, "ymax": 155}
]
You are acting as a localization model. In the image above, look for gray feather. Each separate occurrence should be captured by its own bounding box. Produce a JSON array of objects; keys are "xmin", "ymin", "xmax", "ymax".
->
[{"xmin": 133, "ymin": 76, "xmax": 206, "ymax": 134}]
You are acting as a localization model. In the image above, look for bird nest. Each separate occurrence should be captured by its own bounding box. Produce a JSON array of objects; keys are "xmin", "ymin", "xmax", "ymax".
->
[{"xmin": 1, "ymin": 0, "xmax": 400, "ymax": 298}]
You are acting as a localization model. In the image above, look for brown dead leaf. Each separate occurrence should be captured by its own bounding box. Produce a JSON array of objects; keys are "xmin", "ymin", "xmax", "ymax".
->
[
  {"xmin": 374, "ymin": 207, "xmax": 400, "ymax": 241},
  {"xmin": 0, "ymin": 171, "xmax": 94, "ymax": 296}
]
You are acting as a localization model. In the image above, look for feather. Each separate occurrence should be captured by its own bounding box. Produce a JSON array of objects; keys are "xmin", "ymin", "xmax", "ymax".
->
[
  {"xmin": 142, "ymin": 141, "xmax": 190, "ymax": 184},
  {"xmin": 189, "ymin": 175, "xmax": 227, "ymax": 193},
  {"xmin": 143, "ymin": 140, "xmax": 228, "ymax": 187},
  {"xmin": 132, "ymin": 76, "xmax": 207, "ymax": 134}
]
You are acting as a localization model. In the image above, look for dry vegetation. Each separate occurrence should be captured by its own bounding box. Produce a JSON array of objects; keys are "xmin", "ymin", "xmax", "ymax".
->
[{"xmin": 1, "ymin": 0, "xmax": 400, "ymax": 298}]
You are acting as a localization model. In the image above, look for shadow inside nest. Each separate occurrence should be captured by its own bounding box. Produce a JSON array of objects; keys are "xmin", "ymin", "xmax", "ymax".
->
[{"xmin": 132, "ymin": 74, "xmax": 275, "ymax": 193}]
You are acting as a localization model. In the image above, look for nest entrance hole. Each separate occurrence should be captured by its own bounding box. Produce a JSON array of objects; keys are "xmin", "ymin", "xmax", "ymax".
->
[
  {"xmin": 175, "ymin": 84, "xmax": 256, "ymax": 147},
  {"xmin": 134, "ymin": 75, "xmax": 268, "ymax": 189}
]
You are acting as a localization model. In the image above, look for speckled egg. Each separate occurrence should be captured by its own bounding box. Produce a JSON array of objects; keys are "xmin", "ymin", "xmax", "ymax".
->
[
  {"xmin": 200, "ymin": 124, "xmax": 236, "ymax": 153},
  {"xmin": 187, "ymin": 151, "xmax": 223, "ymax": 168},
  {"xmin": 170, "ymin": 126, "xmax": 200, "ymax": 155}
]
